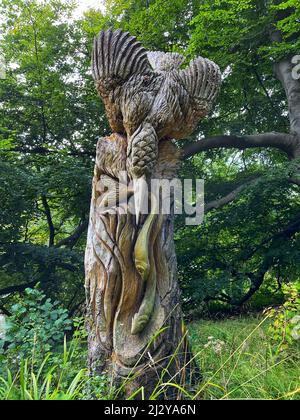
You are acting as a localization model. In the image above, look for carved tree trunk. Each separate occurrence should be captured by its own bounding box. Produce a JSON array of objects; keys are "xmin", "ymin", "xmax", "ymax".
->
[
  {"xmin": 85, "ymin": 136, "xmax": 197, "ymax": 399},
  {"xmin": 85, "ymin": 28, "xmax": 220, "ymax": 399}
]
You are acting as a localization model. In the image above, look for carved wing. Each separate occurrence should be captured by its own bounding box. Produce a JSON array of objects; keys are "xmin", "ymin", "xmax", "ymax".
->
[
  {"xmin": 179, "ymin": 57, "xmax": 222, "ymax": 115},
  {"xmin": 92, "ymin": 29, "xmax": 153, "ymax": 131}
]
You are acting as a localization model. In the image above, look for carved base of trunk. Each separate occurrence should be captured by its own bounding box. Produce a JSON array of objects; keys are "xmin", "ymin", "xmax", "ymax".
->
[
  {"xmin": 86, "ymin": 281, "xmax": 199, "ymax": 399},
  {"xmin": 85, "ymin": 137, "xmax": 200, "ymax": 399}
]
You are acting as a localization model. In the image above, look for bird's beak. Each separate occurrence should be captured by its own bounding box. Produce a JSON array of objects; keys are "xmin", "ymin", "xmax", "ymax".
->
[{"xmin": 133, "ymin": 176, "xmax": 148, "ymax": 225}]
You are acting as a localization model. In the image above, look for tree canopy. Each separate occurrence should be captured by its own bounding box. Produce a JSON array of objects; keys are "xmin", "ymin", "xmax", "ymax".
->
[{"xmin": 1, "ymin": 0, "xmax": 300, "ymax": 316}]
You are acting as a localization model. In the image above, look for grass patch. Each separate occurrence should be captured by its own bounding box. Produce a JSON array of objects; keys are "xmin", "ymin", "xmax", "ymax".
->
[
  {"xmin": 1, "ymin": 313, "xmax": 299, "ymax": 400},
  {"xmin": 189, "ymin": 315, "xmax": 300, "ymax": 400}
]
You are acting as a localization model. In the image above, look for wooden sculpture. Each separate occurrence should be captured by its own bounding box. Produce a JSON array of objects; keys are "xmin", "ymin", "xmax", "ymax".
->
[{"xmin": 85, "ymin": 29, "xmax": 221, "ymax": 398}]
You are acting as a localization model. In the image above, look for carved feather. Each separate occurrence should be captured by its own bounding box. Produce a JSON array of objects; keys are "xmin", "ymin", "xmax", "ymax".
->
[
  {"xmin": 92, "ymin": 29, "xmax": 153, "ymax": 96},
  {"xmin": 92, "ymin": 29, "xmax": 221, "ymax": 139},
  {"xmin": 180, "ymin": 57, "xmax": 222, "ymax": 107}
]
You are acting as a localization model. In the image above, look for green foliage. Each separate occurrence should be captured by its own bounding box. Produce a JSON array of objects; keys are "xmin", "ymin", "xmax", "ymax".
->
[
  {"xmin": 0, "ymin": 0, "xmax": 300, "ymax": 319},
  {"xmin": 0, "ymin": 288, "xmax": 72, "ymax": 363},
  {"xmin": 267, "ymin": 282, "xmax": 300, "ymax": 351},
  {"xmin": 189, "ymin": 315, "xmax": 300, "ymax": 399},
  {"xmin": 105, "ymin": 0, "xmax": 195, "ymax": 50},
  {"xmin": 0, "ymin": 313, "xmax": 112, "ymax": 400},
  {"xmin": 0, "ymin": 0, "xmax": 96, "ymax": 309}
]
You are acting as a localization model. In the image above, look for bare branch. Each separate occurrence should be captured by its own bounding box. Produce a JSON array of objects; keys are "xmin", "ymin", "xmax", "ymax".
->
[
  {"xmin": 205, "ymin": 170, "xmax": 300, "ymax": 212},
  {"xmin": 205, "ymin": 183, "xmax": 251, "ymax": 212},
  {"xmin": 182, "ymin": 132, "xmax": 298, "ymax": 159}
]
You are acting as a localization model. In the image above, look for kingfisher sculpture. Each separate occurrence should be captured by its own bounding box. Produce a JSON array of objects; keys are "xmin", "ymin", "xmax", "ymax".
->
[
  {"xmin": 92, "ymin": 29, "xmax": 221, "ymax": 220},
  {"xmin": 86, "ymin": 29, "xmax": 221, "ymax": 397}
]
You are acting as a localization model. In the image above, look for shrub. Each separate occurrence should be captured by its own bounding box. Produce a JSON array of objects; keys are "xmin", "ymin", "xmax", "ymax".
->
[
  {"xmin": 0, "ymin": 287, "xmax": 72, "ymax": 371},
  {"xmin": 267, "ymin": 282, "xmax": 300, "ymax": 351}
]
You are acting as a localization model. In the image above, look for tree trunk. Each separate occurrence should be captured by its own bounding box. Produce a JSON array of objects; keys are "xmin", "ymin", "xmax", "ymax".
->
[
  {"xmin": 85, "ymin": 27, "xmax": 220, "ymax": 399},
  {"xmin": 85, "ymin": 136, "xmax": 197, "ymax": 399}
]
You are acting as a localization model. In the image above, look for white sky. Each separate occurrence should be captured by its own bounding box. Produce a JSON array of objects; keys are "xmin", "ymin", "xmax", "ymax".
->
[{"xmin": 75, "ymin": 0, "xmax": 106, "ymax": 16}]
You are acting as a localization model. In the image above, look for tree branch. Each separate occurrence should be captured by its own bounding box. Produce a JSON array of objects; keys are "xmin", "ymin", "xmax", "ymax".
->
[
  {"xmin": 271, "ymin": 29, "xmax": 300, "ymax": 137},
  {"xmin": 0, "ymin": 304, "xmax": 12, "ymax": 316},
  {"xmin": 55, "ymin": 219, "xmax": 88, "ymax": 249},
  {"xmin": 0, "ymin": 280, "xmax": 38, "ymax": 297},
  {"xmin": 289, "ymin": 176, "xmax": 300, "ymax": 186},
  {"xmin": 2, "ymin": 147, "xmax": 93, "ymax": 157},
  {"xmin": 253, "ymin": 68, "xmax": 286, "ymax": 122},
  {"xmin": 41, "ymin": 194, "xmax": 55, "ymax": 247},
  {"xmin": 182, "ymin": 132, "xmax": 298, "ymax": 159},
  {"xmin": 205, "ymin": 182, "xmax": 253, "ymax": 213},
  {"xmin": 245, "ymin": 212, "xmax": 300, "ymax": 261},
  {"xmin": 0, "ymin": 261, "xmax": 81, "ymax": 298}
]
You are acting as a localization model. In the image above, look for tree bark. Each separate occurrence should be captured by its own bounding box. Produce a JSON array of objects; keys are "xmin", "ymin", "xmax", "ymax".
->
[
  {"xmin": 182, "ymin": 132, "xmax": 298, "ymax": 159},
  {"xmin": 85, "ymin": 137, "xmax": 198, "ymax": 399},
  {"xmin": 270, "ymin": 28, "xmax": 300, "ymax": 138},
  {"xmin": 85, "ymin": 28, "xmax": 221, "ymax": 399}
]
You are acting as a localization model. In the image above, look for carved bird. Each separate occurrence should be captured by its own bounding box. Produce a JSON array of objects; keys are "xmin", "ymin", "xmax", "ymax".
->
[{"xmin": 92, "ymin": 29, "xmax": 221, "ymax": 222}]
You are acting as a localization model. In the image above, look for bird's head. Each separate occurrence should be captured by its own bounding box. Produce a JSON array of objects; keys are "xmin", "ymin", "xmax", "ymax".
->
[{"xmin": 147, "ymin": 51, "xmax": 184, "ymax": 73}]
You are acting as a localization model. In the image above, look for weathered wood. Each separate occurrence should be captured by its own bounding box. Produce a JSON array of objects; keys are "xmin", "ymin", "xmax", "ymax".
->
[
  {"xmin": 85, "ymin": 29, "xmax": 221, "ymax": 398},
  {"xmin": 85, "ymin": 138, "xmax": 191, "ymax": 397}
]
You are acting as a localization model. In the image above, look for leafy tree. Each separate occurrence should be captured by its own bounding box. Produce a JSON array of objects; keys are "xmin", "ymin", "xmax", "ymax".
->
[
  {"xmin": 0, "ymin": 0, "xmax": 104, "ymax": 312},
  {"xmin": 1, "ymin": 0, "xmax": 300, "ymax": 317}
]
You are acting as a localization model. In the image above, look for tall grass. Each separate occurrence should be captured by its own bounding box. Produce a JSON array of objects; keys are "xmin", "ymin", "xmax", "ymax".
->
[
  {"xmin": 0, "ymin": 337, "xmax": 87, "ymax": 400},
  {"xmin": 123, "ymin": 315, "xmax": 300, "ymax": 400},
  {"xmin": 1, "ymin": 315, "xmax": 299, "ymax": 400},
  {"xmin": 188, "ymin": 315, "xmax": 300, "ymax": 400}
]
